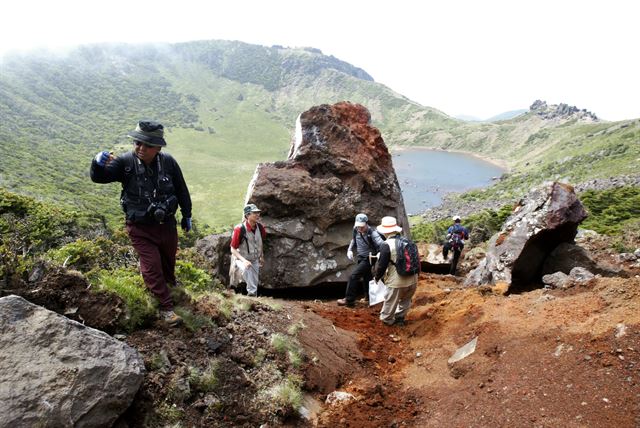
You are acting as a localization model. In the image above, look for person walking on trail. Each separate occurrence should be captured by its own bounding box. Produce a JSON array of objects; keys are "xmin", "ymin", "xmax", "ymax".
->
[
  {"xmin": 90, "ymin": 120, "xmax": 192, "ymax": 327},
  {"xmin": 337, "ymin": 213, "xmax": 385, "ymax": 307},
  {"xmin": 374, "ymin": 216, "xmax": 418, "ymax": 326},
  {"xmin": 229, "ymin": 204, "xmax": 266, "ymax": 297},
  {"xmin": 442, "ymin": 215, "xmax": 469, "ymax": 276}
]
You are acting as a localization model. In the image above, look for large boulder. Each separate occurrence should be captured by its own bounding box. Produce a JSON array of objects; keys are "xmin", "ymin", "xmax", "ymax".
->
[
  {"xmin": 0, "ymin": 295, "xmax": 145, "ymax": 428},
  {"xmin": 199, "ymin": 102, "xmax": 409, "ymax": 288},
  {"xmin": 465, "ymin": 182, "xmax": 588, "ymax": 292}
]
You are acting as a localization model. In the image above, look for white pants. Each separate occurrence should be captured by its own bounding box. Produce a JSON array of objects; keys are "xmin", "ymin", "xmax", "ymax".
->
[{"xmin": 235, "ymin": 259, "xmax": 260, "ymax": 294}]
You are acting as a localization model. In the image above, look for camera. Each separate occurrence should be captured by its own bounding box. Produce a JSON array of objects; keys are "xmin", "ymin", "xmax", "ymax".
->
[{"xmin": 147, "ymin": 196, "xmax": 177, "ymax": 223}]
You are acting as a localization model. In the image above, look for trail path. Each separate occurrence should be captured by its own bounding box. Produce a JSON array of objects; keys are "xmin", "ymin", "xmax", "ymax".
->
[{"xmin": 305, "ymin": 273, "xmax": 640, "ymax": 427}]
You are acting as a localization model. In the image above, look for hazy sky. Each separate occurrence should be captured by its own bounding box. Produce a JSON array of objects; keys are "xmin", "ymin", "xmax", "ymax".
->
[{"xmin": 1, "ymin": 0, "xmax": 638, "ymax": 121}]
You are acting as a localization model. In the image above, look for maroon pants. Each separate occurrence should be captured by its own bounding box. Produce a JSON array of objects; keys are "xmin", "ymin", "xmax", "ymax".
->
[{"xmin": 126, "ymin": 222, "xmax": 178, "ymax": 310}]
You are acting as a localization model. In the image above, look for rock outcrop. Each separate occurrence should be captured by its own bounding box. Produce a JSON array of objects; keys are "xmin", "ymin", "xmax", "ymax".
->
[
  {"xmin": 529, "ymin": 99, "xmax": 598, "ymax": 122},
  {"xmin": 0, "ymin": 295, "xmax": 145, "ymax": 428},
  {"xmin": 199, "ymin": 102, "xmax": 409, "ymax": 288},
  {"xmin": 465, "ymin": 182, "xmax": 588, "ymax": 292}
]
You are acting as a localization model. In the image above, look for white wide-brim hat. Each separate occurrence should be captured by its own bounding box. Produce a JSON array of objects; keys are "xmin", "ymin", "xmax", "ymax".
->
[{"xmin": 376, "ymin": 216, "xmax": 402, "ymax": 234}]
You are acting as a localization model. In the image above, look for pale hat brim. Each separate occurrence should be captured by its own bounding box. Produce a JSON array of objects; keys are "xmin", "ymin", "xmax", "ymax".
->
[{"xmin": 377, "ymin": 223, "xmax": 402, "ymax": 234}]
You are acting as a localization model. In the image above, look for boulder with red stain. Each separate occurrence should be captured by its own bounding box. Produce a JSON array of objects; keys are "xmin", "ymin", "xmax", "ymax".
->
[
  {"xmin": 465, "ymin": 182, "xmax": 588, "ymax": 292},
  {"xmin": 241, "ymin": 101, "xmax": 408, "ymax": 288}
]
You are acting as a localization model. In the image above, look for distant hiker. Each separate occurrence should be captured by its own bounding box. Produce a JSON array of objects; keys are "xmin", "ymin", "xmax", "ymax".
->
[
  {"xmin": 374, "ymin": 216, "xmax": 418, "ymax": 326},
  {"xmin": 90, "ymin": 120, "xmax": 192, "ymax": 327},
  {"xmin": 337, "ymin": 213, "xmax": 385, "ymax": 307},
  {"xmin": 442, "ymin": 215, "xmax": 469, "ymax": 275},
  {"xmin": 229, "ymin": 204, "xmax": 266, "ymax": 297}
]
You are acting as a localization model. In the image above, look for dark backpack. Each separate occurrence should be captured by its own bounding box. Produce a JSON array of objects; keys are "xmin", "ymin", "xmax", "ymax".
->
[{"xmin": 392, "ymin": 236, "xmax": 420, "ymax": 276}]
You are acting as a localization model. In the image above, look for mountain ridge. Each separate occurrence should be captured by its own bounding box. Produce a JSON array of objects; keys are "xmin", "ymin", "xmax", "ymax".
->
[{"xmin": 1, "ymin": 39, "xmax": 638, "ymax": 228}]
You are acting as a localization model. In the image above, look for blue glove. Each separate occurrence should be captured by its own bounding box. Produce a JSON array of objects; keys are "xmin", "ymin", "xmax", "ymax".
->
[
  {"xmin": 181, "ymin": 217, "xmax": 192, "ymax": 232},
  {"xmin": 94, "ymin": 151, "xmax": 110, "ymax": 167}
]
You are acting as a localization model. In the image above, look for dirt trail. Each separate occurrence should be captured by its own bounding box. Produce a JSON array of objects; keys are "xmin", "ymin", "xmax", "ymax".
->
[{"xmin": 306, "ymin": 273, "xmax": 640, "ymax": 427}]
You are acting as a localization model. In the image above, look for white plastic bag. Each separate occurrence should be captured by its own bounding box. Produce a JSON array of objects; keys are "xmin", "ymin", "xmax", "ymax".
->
[{"xmin": 368, "ymin": 279, "xmax": 386, "ymax": 306}]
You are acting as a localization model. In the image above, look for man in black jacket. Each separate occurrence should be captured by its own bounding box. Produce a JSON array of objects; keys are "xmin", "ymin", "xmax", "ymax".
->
[
  {"xmin": 90, "ymin": 120, "xmax": 192, "ymax": 326},
  {"xmin": 337, "ymin": 213, "xmax": 385, "ymax": 307}
]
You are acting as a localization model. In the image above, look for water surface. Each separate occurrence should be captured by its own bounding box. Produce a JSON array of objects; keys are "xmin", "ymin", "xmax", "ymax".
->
[{"xmin": 392, "ymin": 148, "xmax": 506, "ymax": 215}]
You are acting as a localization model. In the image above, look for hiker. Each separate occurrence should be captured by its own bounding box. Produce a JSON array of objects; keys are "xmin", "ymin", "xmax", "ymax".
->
[
  {"xmin": 229, "ymin": 203, "xmax": 266, "ymax": 297},
  {"xmin": 442, "ymin": 215, "xmax": 469, "ymax": 275},
  {"xmin": 337, "ymin": 213, "xmax": 385, "ymax": 307},
  {"xmin": 374, "ymin": 216, "xmax": 418, "ymax": 326},
  {"xmin": 90, "ymin": 120, "xmax": 192, "ymax": 327}
]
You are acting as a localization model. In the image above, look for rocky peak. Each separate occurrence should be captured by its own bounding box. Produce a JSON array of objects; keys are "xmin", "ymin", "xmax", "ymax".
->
[{"xmin": 529, "ymin": 99, "xmax": 598, "ymax": 122}]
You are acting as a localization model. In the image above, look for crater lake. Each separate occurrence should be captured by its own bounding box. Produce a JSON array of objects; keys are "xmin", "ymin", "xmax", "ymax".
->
[{"xmin": 392, "ymin": 148, "xmax": 506, "ymax": 215}]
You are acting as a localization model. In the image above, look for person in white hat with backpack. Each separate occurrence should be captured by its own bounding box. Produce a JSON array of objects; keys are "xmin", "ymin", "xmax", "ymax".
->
[{"xmin": 374, "ymin": 216, "xmax": 418, "ymax": 326}]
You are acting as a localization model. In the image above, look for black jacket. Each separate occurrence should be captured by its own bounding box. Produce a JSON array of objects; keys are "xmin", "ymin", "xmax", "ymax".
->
[{"xmin": 90, "ymin": 151, "xmax": 191, "ymax": 224}]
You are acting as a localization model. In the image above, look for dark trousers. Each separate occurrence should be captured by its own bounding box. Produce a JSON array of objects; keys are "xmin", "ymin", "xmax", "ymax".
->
[
  {"xmin": 126, "ymin": 222, "xmax": 178, "ymax": 310},
  {"xmin": 443, "ymin": 242, "xmax": 463, "ymax": 275},
  {"xmin": 345, "ymin": 257, "xmax": 372, "ymax": 302}
]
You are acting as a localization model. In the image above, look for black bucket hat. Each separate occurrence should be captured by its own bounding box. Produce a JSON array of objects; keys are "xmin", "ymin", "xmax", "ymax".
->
[{"xmin": 127, "ymin": 121, "xmax": 167, "ymax": 147}]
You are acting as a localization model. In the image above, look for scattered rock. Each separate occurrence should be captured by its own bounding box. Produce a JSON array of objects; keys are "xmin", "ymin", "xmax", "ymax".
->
[
  {"xmin": 569, "ymin": 267, "xmax": 595, "ymax": 283},
  {"xmin": 542, "ymin": 272, "xmax": 571, "ymax": 289},
  {"xmin": 326, "ymin": 391, "xmax": 356, "ymax": 405},
  {"xmin": 448, "ymin": 336, "xmax": 478, "ymax": 364}
]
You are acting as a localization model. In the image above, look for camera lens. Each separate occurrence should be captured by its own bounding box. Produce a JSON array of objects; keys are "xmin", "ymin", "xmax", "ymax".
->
[{"xmin": 154, "ymin": 208, "xmax": 166, "ymax": 222}]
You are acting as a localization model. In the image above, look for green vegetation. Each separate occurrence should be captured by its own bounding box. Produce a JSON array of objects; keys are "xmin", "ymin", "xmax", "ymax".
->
[
  {"xmin": 579, "ymin": 186, "xmax": 640, "ymax": 235},
  {"xmin": 188, "ymin": 359, "xmax": 219, "ymax": 393},
  {"xmin": 2, "ymin": 41, "xmax": 638, "ymax": 231},
  {"xmin": 411, "ymin": 204, "xmax": 514, "ymax": 244},
  {"xmin": 175, "ymin": 307, "xmax": 215, "ymax": 332},
  {"xmin": 0, "ymin": 188, "xmax": 98, "ymax": 281},
  {"xmin": 92, "ymin": 268, "xmax": 157, "ymax": 331},
  {"xmin": 268, "ymin": 374, "xmax": 304, "ymax": 412},
  {"xmin": 175, "ymin": 260, "xmax": 214, "ymax": 296},
  {"xmin": 270, "ymin": 332, "xmax": 304, "ymax": 368}
]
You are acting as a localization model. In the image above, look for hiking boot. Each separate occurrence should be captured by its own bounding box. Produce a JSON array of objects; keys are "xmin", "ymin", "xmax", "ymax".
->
[
  {"xmin": 337, "ymin": 298, "xmax": 355, "ymax": 307},
  {"xmin": 159, "ymin": 310, "xmax": 183, "ymax": 327},
  {"xmin": 394, "ymin": 317, "xmax": 406, "ymax": 326}
]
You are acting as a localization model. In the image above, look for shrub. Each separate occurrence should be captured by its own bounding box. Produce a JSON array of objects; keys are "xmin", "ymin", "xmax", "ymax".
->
[
  {"xmin": 175, "ymin": 260, "xmax": 214, "ymax": 296},
  {"xmin": 268, "ymin": 374, "xmax": 303, "ymax": 411},
  {"xmin": 174, "ymin": 307, "xmax": 214, "ymax": 332},
  {"xmin": 188, "ymin": 359, "xmax": 219, "ymax": 393},
  {"xmin": 92, "ymin": 268, "xmax": 157, "ymax": 331},
  {"xmin": 579, "ymin": 186, "xmax": 640, "ymax": 236},
  {"xmin": 270, "ymin": 333, "xmax": 304, "ymax": 367},
  {"xmin": 46, "ymin": 236, "xmax": 134, "ymax": 272}
]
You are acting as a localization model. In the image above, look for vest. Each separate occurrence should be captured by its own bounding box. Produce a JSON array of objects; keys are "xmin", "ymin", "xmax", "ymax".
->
[
  {"xmin": 237, "ymin": 222, "xmax": 263, "ymax": 262},
  {"xmin": 120, "ymin": 152, "xmax": 178, "ymax": 224}
]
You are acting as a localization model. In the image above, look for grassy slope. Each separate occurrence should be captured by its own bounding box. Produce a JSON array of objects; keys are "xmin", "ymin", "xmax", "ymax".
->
[
  {"xmin": 159, "ymin": 62, "xmax": 290, "ymax": 229},
  {"xmin": 1, "ymin": 41, "xmax": 638, "ymax": 230}
]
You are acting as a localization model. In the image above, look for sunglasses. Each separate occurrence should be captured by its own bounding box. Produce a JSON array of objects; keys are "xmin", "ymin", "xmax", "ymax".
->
[{"xmin": 133, "ymin": 140, "xmax": 156, "ymax": 149}]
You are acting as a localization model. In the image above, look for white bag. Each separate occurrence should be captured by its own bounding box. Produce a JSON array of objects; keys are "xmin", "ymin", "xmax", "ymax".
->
[{"xmin": 368, "ymin": 279, "xmax": 386, "ymax": 306}]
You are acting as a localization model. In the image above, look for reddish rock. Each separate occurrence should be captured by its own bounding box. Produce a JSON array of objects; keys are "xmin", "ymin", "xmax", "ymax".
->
[{"xmin": 201, "ymin": 102, "xmax": 409, "ymax": 289}]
